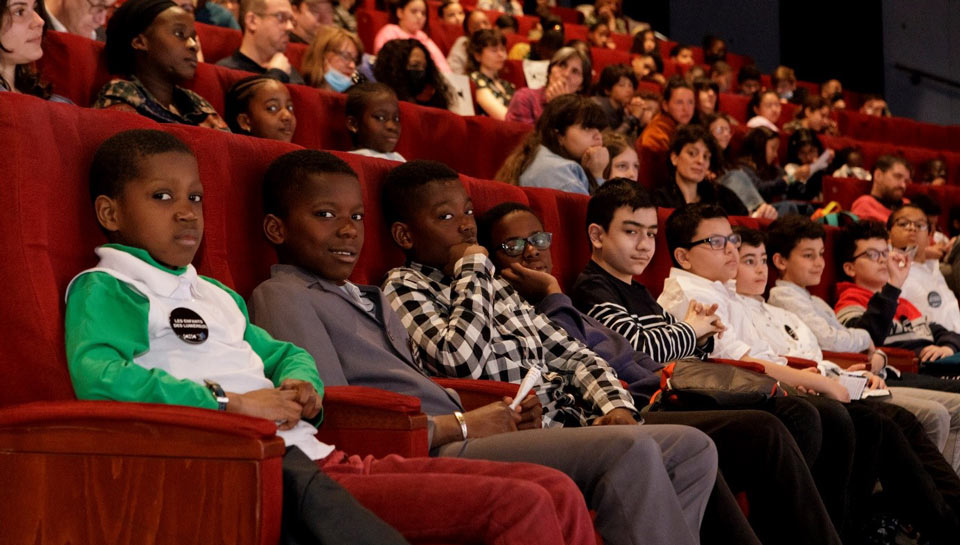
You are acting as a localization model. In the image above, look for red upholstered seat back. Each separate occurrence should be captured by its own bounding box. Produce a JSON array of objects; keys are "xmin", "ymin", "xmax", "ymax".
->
[
  {"xmin": 356, "ymin": 8, "xmax": 390, "ymax": 51},
  {"xmin": 195, "ymin": 21, "xmax": 243, "ymax": 64},
  {"xmin": 428, "ymin": 20, "xmax": 463, "ymax": 56},
  {"xmin": 0, "ymin": 95, "xmax": 162, "ymax": 407},
  {"xmin": 589, "ymin": 48, "xmax": 631, "ymax": 83},
  {"xmin": 38, "ymin": 31, "xmax": 111, "ymax": 107}
]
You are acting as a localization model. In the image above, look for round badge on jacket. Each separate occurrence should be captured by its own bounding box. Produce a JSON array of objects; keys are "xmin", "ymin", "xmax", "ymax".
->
[
  {"xmin": 928, "ymin": 291, "xmax": 943, "ymax": 308},
  {"xmin": 169, "ymin": 307, "xmax": 209, "ymax": 344}
]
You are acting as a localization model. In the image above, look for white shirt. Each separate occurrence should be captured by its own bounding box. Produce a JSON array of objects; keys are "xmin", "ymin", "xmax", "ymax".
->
[
  {"xmin": 767, "ymin": 280, "xmax": 873, "ymax": 353},
  {"xmin": 47, "ymin": 11, "xmax": 97, "ymax": 40},
  {"xmin": 901, "ymin": 259, "xmax": 960, "ymax": 333},
  {"xmin": 70, "ymin": 247, "xmax": 335, "ymax": 460},
  {"xmin": 657, "ymin": 268, "xmax": 784, "ymax": 363},
  {"xmin": 350, "ymin": 148, "xmax": 406, "ymax": 162},
  {"xmin": 746, "ymin": 115, "xmax": 779, "ymax": 133}
]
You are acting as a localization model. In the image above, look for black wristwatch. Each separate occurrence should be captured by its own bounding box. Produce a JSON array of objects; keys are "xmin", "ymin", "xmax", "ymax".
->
[{"xmin": 204, "ymin": 379, "xmax": 229, "ymax": 411}]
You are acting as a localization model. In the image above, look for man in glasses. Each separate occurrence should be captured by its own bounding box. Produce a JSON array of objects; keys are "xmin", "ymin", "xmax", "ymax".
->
[
  {"xmin": 216, "ymin": 0, "xmax": 305, "ymax": 83},
  {"xmin": 45, "ymin": 0, "xmax": 115, "ymax": 40},
  {"xmin": 836, "ymin": 219, "xmax": 960, "ymax": 375}
]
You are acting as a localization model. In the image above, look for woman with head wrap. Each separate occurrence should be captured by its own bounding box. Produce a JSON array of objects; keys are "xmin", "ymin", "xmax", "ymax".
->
[{"xmin": 93, "ymin": 0, "xmax": 228, "ymax": 130}]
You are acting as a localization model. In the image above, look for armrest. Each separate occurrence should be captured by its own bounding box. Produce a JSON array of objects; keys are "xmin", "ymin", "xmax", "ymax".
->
[
  {"xmin": 316, "ymin": 385, "xmax": 429, "ymax": 459},
  {"xmin": 878, "ymin": 347, "xmax": 919, "ymax": 374},
  {"xmin": 822, "ymin": 351, "xmax": 869, "ymax": 369},
  {"xmin": 431, "ymin": 378, "xmax": 521, "ymax": 411},
  {"xmin": 785, "ymin": 356, "xmax": 819, "ymax": 370},
  {"xmin": 0, "ymin": 400, "xmax": 283, "ymax": 545}
]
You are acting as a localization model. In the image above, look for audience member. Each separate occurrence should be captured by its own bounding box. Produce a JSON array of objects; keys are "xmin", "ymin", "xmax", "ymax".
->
[
  {"xmin": 832, "ymin": 146, "xmax": 871, "ymax": 180},
  {"xmin": 704, "ymin": 113, "xmax": 734, "ymax": 175},
  {"xmin": 918, "ymin": 158, "xmax": 949, "ymax": 186},
  {"xmin": 1, "ymin": 0, "xmax": 67, "ymax": 101},
  {"xmin": 498, "ymin": 94, "xmax": 608, "ymax": 194},
  {"xmin": 630, "ymin": 28, "xmax": 658, "ymax": 56},
  {"xmin": 508, "ymin": 13, "xmax": 559, "ymax": 60},
  {"xmin": 783, "ymin": 128, "xmax": 833, "ymax": 192},
  {"xmin": 630, "ymin": 52, "xmax": 664, "ymax": 87},
  {"xmin": 692, "ymin": 77, "xmax": 718, "ymax": 121},
  {"xmin": 475, "ymin": 0, "xmax": 521, "ymax": 14},
  {"xmin": 583, "ymin": 0, "xmax": 626, "ymax": 34},
  {"xmin": 638, "ymin": 76, "xmax": 694, "ymax": 154},
  {"xmin": 591, "ymin": 64, "xmax": 638, "ymax": 136},
  {"xmin": 374, "ymin": 0, "xmax": 451, "ymax": 73},
  {"xmin": 860, "ymin": 94, "xmax": 890, "ymax": 117},
  {"xmin": 783, "ymin": 95, "xmax": 835, "ymax": 134},
  {"xmin": 682, "ymin": 65, "xmax": 705, "ymax": 87},
  {"xmin": 494, "ymin": 13, "xmax": 518, "ymax": 35},
  {"xmin": 746, "ymin": 90, "xmax": 781, "ymax": 132},
  {"xmin": 191, "ymin": 0, "xmax": 241, "ymax": 29},
  {"xmin": 736, "ymin": 65, "xmax": 761, "ymax": 96},
  {"xmin": 505, "ymin": 46, "xmax": 590, "ymax": 125},
  {"xmin": 373, "ymin": 38, "xmax": 450, "ymax": 110},
  {"xmin": 44, "ymin": 0, "xmax": 113, "ymax": 39},
  {"xmin": 820, "ymin": 78, "xmax": 843, "ymax": 108},
  {"xmin": 97, "ymin": 0, "xmax": 228, "ymax": 129},
  {"xmin": 669, "ymin": 44, "xmax": 693, "ymax": 66},
  {"xmin": 468, "ymin": 29, "xmax": 514, "ymax": 120},
  {"xmin": 627, "ymin": 89, "xmax": 660, "ymax": 131},
  {"xmin": 345, "ymin": 82, "xmax": 405, "ymax": 161},
  {"xmin": 586, "ymin": 19, "xmax": 613, "ymax": 49},
  {"xmin": 331, "ymin": 0, "xmax": 356, "ymax": 32},
  {"xmin": 287, "ymin": 0, "xmax": 331, "ymax": 44},
  {"xmin": 709, "ymin": 61, "xmax": 733, "ymax": 93},
  {"xmin": 653, "ymin": 124, "xmax": 760, "ymax": 217},
  {"xmin": 437, "ymin": 0, "xmax": 463, "ymax": 26},
  {"xmin": 224, "ymin": 74, "xmax": 296, "ymax": 141},
  {"xmin": 701, "ymin": 34, "xmax": 726, "ymax": 64},
  {"xmin": 772, "ymin": 65, "xmax": 804, "ymax": 104},
  {"xmin": 216, "ymin": 0, "xmax": 305, "ymax": 84},
  {"xmin": 850, "ymin": 154, "xmax": 911, "ymax": 222},
  {"xmin": 601, "ymin": 132, "xmax": 638, "ymax": 181},
  {"xmin": 446, "ymin": 9, "xmax": 489, "ymax": 74},
  {"xmin": 301, "ymin": 25, "xmax": 361, "ymax": 91}
]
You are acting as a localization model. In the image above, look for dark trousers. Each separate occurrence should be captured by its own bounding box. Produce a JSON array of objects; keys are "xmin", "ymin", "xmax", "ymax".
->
[
  {"xmin": 281, "ymin": 448, "xmax": 409, "ymax": 545},
  {"xmin": 646, "ymin": 409, "xmax": 842, "ymax": 545},
  {"xmin": 890, "ymin": 371, "xmax": 960, "ymax": 393}
]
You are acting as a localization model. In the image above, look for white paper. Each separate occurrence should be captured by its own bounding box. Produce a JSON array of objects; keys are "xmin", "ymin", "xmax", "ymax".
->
[
  {"xmin": 443, "ymin": 72, "xmax": 475, "ymax": 116},
  {"xmin": 838, "ymin": 372, "xmax": 868, "ymax": 400},
  {"xmin": 522, "ymin": 59, "xmax": 549, "ymax": 90}
]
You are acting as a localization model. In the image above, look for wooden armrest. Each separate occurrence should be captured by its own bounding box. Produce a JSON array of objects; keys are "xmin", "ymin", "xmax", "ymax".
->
[
  {"xmin": 878, "ymin": 347, "xmax": 919, "ymax": 374},
  {"xmin": 0, "ymin": 400, "xmax": 283, "ymax": 545},
  {"xmin": 821, "ymin": 351, "xmax": 869, "ymax": 369},
  {"xmin": 317, "ymin": 385, "xmax": 428, "ymax": 458},
  {"xmin": 785, "ymin": 356, "xmax": 819, "ymax": 370},
  {"xmin": 431, "ymin": 378, "xmax": 521, "ymax": 411}
]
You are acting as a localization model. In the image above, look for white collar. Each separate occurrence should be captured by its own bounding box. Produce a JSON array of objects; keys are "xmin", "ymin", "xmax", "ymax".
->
[
  {"xmin": 668, "ymin": 267, "xmax": 738, "ymax": 295},
  {"xmin": 96, "ymin": 246, "xmax": 202, "ymax": 300},
  {"xmin": 774, "ymin": 279, "xmax": 812, "ymax": 298}
]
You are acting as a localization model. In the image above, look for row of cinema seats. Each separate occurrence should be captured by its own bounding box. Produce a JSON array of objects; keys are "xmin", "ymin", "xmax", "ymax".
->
[
  {"xmin": 38, "ymin": 30, "xmax": 532, "ymax": 181},
  {"xmin": 0, "ymin": 85, "xmax": 923, "ymax": 541},
  {"xmin": 823, "ymin": 176, "xmax": 960, "ymax": 233}
]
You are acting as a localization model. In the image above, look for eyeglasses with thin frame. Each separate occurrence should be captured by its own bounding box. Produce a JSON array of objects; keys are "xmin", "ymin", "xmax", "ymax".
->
[
  {"xmin": 328, "ymin": 48, "xmax": 358, "ymax": 64},
  {"xmin": 258, "ymin": 11, "xmax": 295, "ymax": 24},
  {"xmin": 683, "ymin": 233, "xmax": 741, "ymax": 250},
  {"xmin": 85, "ymin": 0, "xmax": 112, "ymax": 16},
  {"xmin": 851, "ymin": 248, "xmax": 889, "ymax": 263},
  {"xmin": 892, "ymin": 218, "xmax": 929, "ymax": 232},
  {"xmin": 499, "ymin": 232, "xmax": 553, "ymax": 257}
]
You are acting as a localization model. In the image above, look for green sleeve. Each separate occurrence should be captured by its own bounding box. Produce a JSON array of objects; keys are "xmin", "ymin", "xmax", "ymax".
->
[
  {"xmin": 203, "ymin": 277, "xmax": 324, "ymax": 398},
  {"xmin": 65, "ymin": 272, "xmax": 218, "ymax": 409}
]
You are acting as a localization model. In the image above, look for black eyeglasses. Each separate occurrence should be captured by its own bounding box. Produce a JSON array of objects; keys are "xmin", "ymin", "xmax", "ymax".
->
[
  {"xmin": 682, "ymin": 233, "xmax": 741, "ymax": 250},
  {"xmin": 499, "ymin": 232, "xmax": 552, "ymax": 257},
  {"xmin": 851, "ymin": 248, "xmax": 889, "ymax": 263},
  {"xmin": 892, "ymin": 218, "xmax": 929, "ymax": 232}
]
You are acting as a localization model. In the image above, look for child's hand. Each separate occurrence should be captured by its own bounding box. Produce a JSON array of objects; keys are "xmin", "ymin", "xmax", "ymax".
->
[
  {"xmin": 750, "ymin": 203, "xmax": 778, "ymax": 220},
  {"xmin": 501, "ymin": 263, "xmax": 562, "ymax": 302},
  {"xmin": 682, "ymin": 300, "xmax": 725, "ymax": 343},
  {"xmin": 920, "ymin": 345, "xmax": 955, "ymax": 363},
  {"xmin": 886, "ymin": 250, "xmax": 911, "ymax": 288},
  {"xmin": 924, "ymin": 243, "xmax": 946, "ymax": 262},
  {"xmin": 581, "ymin": 145, "xmax": 610, "ymax": 180},
  {"xmin": 280, "ymin": 379, "xmax": 322, "ymax": 419},
  {"xmin": 267, "ymin": 52, "xmax": 292, "ymax": 74},
  {"xmin": 504, "ymin": 394, "xmax": 542, "ymax": 430},
  {"xmin": 592, "ymin": 407, "xmax": 639, "ymax": 426},
  {"xmin": 445, "ymin": 243, "xmax": 488, "ymax": 275},
  {"xmin": 227, "ymin": 388, "xmax": 303, "ymax": 430},
  {"xmin": 864, "ymin": 372, "xmax": 886, "ymax": 390}
]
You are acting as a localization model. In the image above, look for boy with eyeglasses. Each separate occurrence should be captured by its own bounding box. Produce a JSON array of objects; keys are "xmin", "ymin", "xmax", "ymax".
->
[
  {"xmin": 889, "ymin": 204, "xmax": 960, "ymax": 334},
  {"xmin": 836, "ymin": 219, "xmax": 960, "ymax": 374}
]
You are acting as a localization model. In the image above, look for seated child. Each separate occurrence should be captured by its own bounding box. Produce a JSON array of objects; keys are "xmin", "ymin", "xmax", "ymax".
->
[
  {"xmin": 889, "ymin": 203, "xmax": 960, "ymax": 333},
  {"xmin": 345, "ymin": 83, "xmax": 406, "ymax": 162},
  {"xmin": 654, "ymin": 203, "xmax": 960, "ymax": 542},
  {"xmin": 65, "ymin": 129, "xmax": 613, "ymax": 545},
  {"xmin": 224, "ymin": 75, "xmax": 297, "ymax": 143},
  {"xmin": 602, "ymin": 132, "xmax": 640, "ymax": 182},
  {"xmin": 835, "ymin": 220, "xmax": 960, "ymax": 377},
  {"xmin": 248, "ymin": 151, "xmax": 719, "ymax": 545},
  {"xmin": 735, "ymin": 225, "xmax": 960, "ymax": 469}
]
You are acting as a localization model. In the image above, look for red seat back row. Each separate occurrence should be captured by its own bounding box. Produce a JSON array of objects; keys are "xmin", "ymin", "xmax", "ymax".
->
[
  {"xmin": 823, "ymin": 176, "xmax": 960, "ymax": 233},
  {"xmin": 818, "ymin": 135, "xmax": 960, "ymax": 186},
  {"xmin": 835, "ymin": 109, "xmax": 960, "ymax": 153}
]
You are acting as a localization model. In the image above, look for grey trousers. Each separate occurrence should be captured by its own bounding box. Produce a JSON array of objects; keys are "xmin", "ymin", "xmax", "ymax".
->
[
  {"xmin": 886, "ymin": 386, "xmax": 960, "ymax": 473},
  {"xmin": 434, "ymin": 424, "xmax": 717, "ymax": 545}
]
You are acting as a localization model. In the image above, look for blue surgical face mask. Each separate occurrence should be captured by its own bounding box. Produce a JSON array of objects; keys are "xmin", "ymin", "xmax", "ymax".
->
[{"xmin": 324, "ymin": 69, "xmax": 353, "ymax": 93}]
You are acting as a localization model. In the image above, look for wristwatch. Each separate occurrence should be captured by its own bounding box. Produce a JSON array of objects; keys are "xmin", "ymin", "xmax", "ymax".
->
[{"xmin": 204, "ymin": 379, "xmax": 229, "ymax": 411}]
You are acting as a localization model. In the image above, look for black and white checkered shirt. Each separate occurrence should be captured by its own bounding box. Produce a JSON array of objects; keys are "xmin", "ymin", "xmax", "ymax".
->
[{"xmin": 382, "ymin": 253, "xmax": 637, "ymax": 428}]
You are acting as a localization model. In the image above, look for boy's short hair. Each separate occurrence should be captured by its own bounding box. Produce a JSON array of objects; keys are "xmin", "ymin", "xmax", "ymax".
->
[
  {"xmin": 887, "ymin": 202, "xmax": 929, "ymax": 230},
  {"xmin": 586, "ymin": 178, "xmax": 655, "ymax": 234},
  {"xmin": 662, "ymin": 75, "xmax": 692, "ymax": 102},
  {"xmin": 495, "ymin": 14, "xmax": 518, "ymax": 32},
  {"xmin": 737, "ymin": 65, "xmax": 762, "ymax": 85},
  {"xmin": 262, "ymin": 150, "xmax": 358, "ymax": 218},
  {"xmin": 836, "ymin": 219, "xmax": 888, "ymax": 271},
  {"xmin": 89, "ymin": 129, "xmax": 194, "ymax": 203},
  {"xmin": 477, "ymin": 201, "xmax": 535, "ymax": 253},
  {"xmin": 902, "ymin": 193, "xmax": 941, "ymax": 217},
  {"xmin": 669, "ymin": 44, "xmax": 690, "ymax": 58},
  {"xmin": 875, "ymin": 153, "xmax": 910, "ymax": 174},
  {"xmin": 595, "ymin": 64, "xmax": 637, "ymax": 96},
  {"xmin": 382, "ymin": 160, "xmax": 459, "ymax": 225},
  {"xmin": 664, "ymin": 203, "xmax": 727, "ymax": 266},
  {"xmin": 766, "ymin": 215, "xmax": 825, "ymax": 260},
  {"xmin": 345, "ymin": 82, "xmax": 397, "ymax": 119},
  {"xmin": 733, "ymin": 225, "xmax": 765, "ymax": 248}
]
